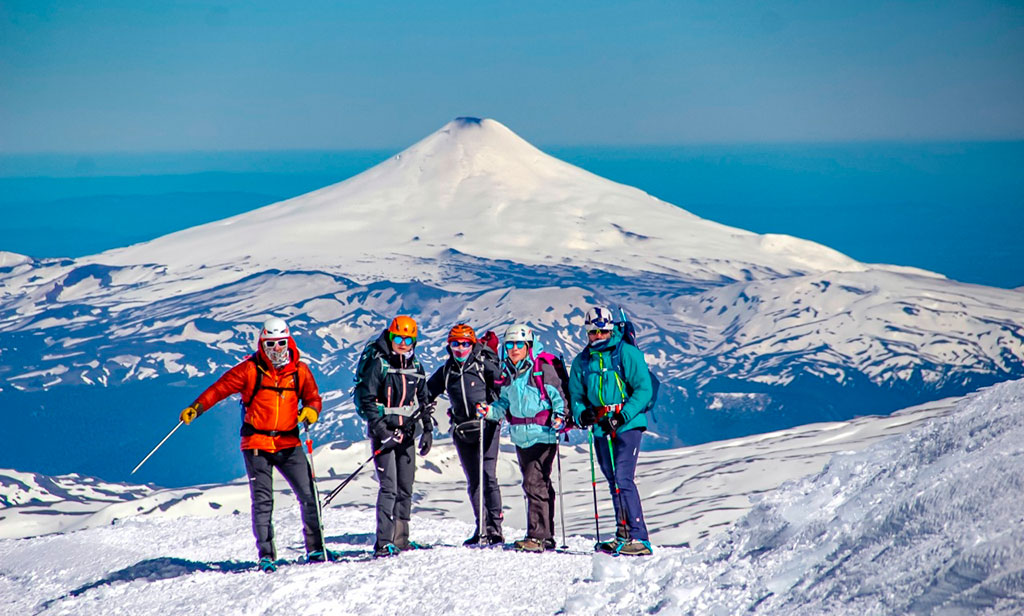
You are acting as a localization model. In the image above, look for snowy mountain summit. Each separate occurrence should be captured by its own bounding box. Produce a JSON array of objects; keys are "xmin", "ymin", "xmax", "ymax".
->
[
  {"xmin": 98, "ymin": 116, "xmax": 869, "ymax": 283},
  {"xmin": 1, "ymin": 117, "xmax": 1023, "ymax": 486}
]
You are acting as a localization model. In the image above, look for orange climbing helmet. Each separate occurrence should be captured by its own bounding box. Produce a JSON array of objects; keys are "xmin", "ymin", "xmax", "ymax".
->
[
  {"xmin": 447, "ymin": 323, "xmax": 477, "ymax": 343},
  {"xmin": 389, "ymin": 315, "xmax": 418, "ymax": 339}
]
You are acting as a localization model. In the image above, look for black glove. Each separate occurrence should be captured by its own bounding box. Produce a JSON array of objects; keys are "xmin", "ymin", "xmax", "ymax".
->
[
  {"xmin": 369, "ymin": 417, "xmax": 394, "ymax": 447},
  {"xmin": 418, "ymin": 430, "xmax": 433, "ymax": 456},
  {"xmin": 578, "ymin": 408, "xmax": 597, "ymax": 427},
  {"xmin": 598, "ymin": 412, "xmax": 624, "ymax": 433}
]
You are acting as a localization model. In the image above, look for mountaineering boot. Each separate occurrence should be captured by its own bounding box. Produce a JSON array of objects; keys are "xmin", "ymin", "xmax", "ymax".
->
[
  {"xmin": 373, "ymin": 543, "xmax": 400, "ymax": 558},
  {"xmin": 258, "ymin": 557, "xmax": 277, "ymax": 573},
  {"xmin": 617, "ymin": 539, "xmax": 653, "ymax": 556},
  {"xmin": 596, "ymin": 537, "xmax": 627, "ymax": 554},
  {"xmin": 307, "ymin": 549, "xmax": 342, "ymax": 562},
  {"xmin": 513, "ymin": 537, "xmax": 546, "ymax": 553},
  {"xmin": 596, "ymin": 525, "xmax": 630, "ymax": 553},
  {"xmin": 393, "ymin": 519, "xmax": 429, "ymax": 550},
  {"xmin": 463, "ymin": 533, "xmax": 481, "ymax": 546},
  {"xmin": 543, "ymin": 538, "xmax": 556, "ymax": 551},
  {"xmin": 485, "ymin": 533, "xmax": 504, "ymax": 546}
]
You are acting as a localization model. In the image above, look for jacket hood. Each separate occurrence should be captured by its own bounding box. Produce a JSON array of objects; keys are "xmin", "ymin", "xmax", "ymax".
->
[
  {"xmin": 503, "ymin": 332, "xmax": 545, "ymax": 376},
  {"xmin": 587, "ymin": 327, "xmax": 624, "ymax": 353}
]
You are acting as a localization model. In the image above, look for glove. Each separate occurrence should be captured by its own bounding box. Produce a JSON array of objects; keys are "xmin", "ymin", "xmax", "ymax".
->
[
  {"xmin": 578, "ymin": 408, "xmax": 597, "ymax": 427},
  {"xmin": 297, "ymin": 406, "xmax": 319, "ymax": 425},
  {"xmin": 369, "ymin": 417, "xmax": 391, "ymax": 443},
  {"xmin": 418, "ymin": 430, "xmax": 433, "ymax": 456},
  {"xmin": 598, "ymin": 412, "xmax": 625, "ymax": 433},
  {"xmin": 551, "ymin": 414, "xmax": 565, "ymax": 431},
  {"xmin": 475, "ymin": 402, "xmax": 490, "ymax": 419},
  {"xmin": 180, "ymin": 405, "xmax": 199, "ymax": 425}
]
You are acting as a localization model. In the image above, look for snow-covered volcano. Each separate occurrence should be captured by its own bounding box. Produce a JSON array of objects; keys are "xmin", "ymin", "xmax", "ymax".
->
[
  {"xmin": 93, "ymin": 117, "xmax": 869, "ymax": 284},
  {"xmin": 1, "ymin": 117, "xmax": 1023, "ymax": 486}
]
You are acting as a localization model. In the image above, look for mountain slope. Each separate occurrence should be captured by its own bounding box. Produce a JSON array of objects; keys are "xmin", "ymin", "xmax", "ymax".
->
[{"xmin": 1, "ymin": 118, "xmax": 1023, "ymax": 486}]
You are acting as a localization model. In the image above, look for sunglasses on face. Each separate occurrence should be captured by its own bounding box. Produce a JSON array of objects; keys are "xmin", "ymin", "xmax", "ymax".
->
[
  {"xmin": 391, "ymin": 335, "xmax": 416, "ymax": 346},
  {"xmin": 587, "ymin": 330, "xmax": 611, "ymax": 336},
  {"xmin": 504, "ymin": 341, "xmax": 528, "ymax": 350},
  {"xmin": 449, "ymin": 340, "xmax": 473, "ymax": 348},
  {"xmin": 263, "ymin": 339, "xmax": 288, "ymax": 348}
]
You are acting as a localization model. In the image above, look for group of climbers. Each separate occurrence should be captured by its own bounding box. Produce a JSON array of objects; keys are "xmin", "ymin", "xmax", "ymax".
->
[{"xmin": 175, "ymin": 305, "xmax": 655, "ymax": 570}]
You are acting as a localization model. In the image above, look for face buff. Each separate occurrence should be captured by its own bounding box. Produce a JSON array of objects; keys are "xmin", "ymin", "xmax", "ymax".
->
[
  {"xmin": 450, "ymin": 340, "xmax": 473, "ymax": 363},
  {"xmin": 264, "ymin": 339, "xmax": 290, "ymax": 367}
]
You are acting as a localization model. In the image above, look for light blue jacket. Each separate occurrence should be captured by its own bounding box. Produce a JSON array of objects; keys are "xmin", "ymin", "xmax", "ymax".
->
[{"xmin": 484, "ymin": 338, "xmax": 565, "ymax": 449}]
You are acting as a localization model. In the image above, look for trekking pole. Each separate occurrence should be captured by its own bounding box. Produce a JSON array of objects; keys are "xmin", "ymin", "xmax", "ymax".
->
[
  {"xmin": 130, "ymin": 420, "xmax": 183, "ymax": 475},
  {"xmin": 478, "ymin": 415, "xmax": 486, "ymax": 542},
  {"xmin": 322, "ymin": 435, "xmax": 394, "ymax": 507},
  {"xmin": 555, "ymin": 435, "xmax": 568, "ymax": 550},
  {"xmin": 302, "ymin": 421, "xmax": 327, "ymax": 552},
  {"xmin": 588, "ymin": 427, "xmax": 601, "ymax": 546}
]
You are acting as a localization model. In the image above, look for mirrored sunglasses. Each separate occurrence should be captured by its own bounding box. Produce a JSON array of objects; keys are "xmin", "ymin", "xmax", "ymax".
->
[
  {"xmin": 587, "ymin": 329, "xmax": 611, "ymax": 336},
  {"xmin": 504, "ymin": 341, "xmax": 528, "ymax": 350},
  {"xmin": 391, "ymin": 334, "xmax": 416, "ymax": 346},
  {"xmin": 449, "ymin": 340, "xmax": 473, "ymax": 348},
  {"xmin": 263, "ymin": 339, "xmax": 288, "ymax": 348}
]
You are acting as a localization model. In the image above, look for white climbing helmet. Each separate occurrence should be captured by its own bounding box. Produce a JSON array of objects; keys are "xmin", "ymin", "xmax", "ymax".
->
[
  {"xmin": 258, "ymin": 318, "xmax": 291, "ymax": 367},
  {"xmin": 584, "ymin": 306, "xmax": 616, "ymax": 331},
  {"xmin": 259, "ymin": 317, "xmax": 290, "ymax": 341},
  {"xmin": 504, "ymin": 323, "xmax": 533, "ymax": 343}
]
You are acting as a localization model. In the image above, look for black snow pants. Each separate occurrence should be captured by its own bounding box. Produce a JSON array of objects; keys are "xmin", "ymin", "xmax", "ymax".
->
[
  {"xmin": 515, "ymin": 442, "xmax": 557, "ymax": 541},
  {"xmin": 453, "ymin": 419, "xmax": 503, "ymax": 537},
  {"xmin": 372, "ymin": 431, "xmax": 417, "ymax": 550},
  {"xmin": 242, "ymin": 446, "xmax": 322, "ymax": 560}
]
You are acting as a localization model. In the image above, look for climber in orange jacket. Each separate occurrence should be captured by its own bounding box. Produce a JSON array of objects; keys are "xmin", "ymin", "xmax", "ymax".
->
[{"xmin": 179, "ymin": 317, "xmax": 327, "ymax": 573}]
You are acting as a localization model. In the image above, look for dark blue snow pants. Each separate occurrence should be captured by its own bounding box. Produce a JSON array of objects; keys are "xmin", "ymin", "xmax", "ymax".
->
[{"xmin": 594, "ymin": 428, "xmax": 649, "ymax": 542}]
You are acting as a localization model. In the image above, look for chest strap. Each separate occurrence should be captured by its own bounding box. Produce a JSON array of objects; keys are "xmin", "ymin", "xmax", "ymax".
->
[{"xmin": 378, "ymin": 403, "xmax": 419, "ymax": 417}]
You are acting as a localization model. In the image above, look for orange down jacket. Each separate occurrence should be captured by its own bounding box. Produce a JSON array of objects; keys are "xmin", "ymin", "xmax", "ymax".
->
[{"xmin": 191, "ymin": 337, "xmax": 322, "ymax": 452}]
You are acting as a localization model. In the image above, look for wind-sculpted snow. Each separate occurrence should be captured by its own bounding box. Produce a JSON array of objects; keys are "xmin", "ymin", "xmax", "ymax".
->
[
  {"xmin": 0, "ymin": 385, "xmax": 1019, "ymax": 614},
  {"xmin": 2, "ymin": 118, "xmax": 1024, "ymax": 486},
  {"xmin": 564, "ymin": 378, "xmax": 1024, "ymax": 615}
]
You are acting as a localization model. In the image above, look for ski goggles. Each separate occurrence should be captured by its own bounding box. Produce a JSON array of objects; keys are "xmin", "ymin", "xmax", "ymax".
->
[
  {"xmin": 504, "ymin": 341, "xmax": 529, "ymax": 350},
  {"xmin": 262, "ymin": 339, "xmax": 288, "ymax": 348},
  {"xmin": 390, "ymin": 334, "xmax": 416, "ymax": 346},
  {"xmin": 449, "ymin": 340, "xmax": 473, "ymax": 348}
]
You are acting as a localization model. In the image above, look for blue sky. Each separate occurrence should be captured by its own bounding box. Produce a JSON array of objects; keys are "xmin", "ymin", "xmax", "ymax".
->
[{"xmin": 1, "ymin": 0, "xmax": 1022, "ymax": 152}]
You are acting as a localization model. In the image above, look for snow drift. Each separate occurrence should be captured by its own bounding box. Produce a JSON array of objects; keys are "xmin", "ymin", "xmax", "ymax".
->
[{"xmin": 565, "ymin": 378, "xmax": 1024, "ymax": 615}]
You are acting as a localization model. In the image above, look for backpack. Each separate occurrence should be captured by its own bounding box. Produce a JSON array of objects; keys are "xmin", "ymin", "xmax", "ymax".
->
[
  {"xmin": 352, "ymin": 338, "xmax": 424, "ymax": 391},
  {"xmin": 353, "ymin": 340, "xmax": 387, "ymax": 390},
  {"xmin": 582, "ymin": 312, "xmax": 660, "ymax": 418},
  {"xmin": 530, "ymin": 351, "xmax": 573, "ymax": 431}
]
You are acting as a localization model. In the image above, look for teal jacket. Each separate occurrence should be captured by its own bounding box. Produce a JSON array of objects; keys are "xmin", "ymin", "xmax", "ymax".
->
[
  {"xmin": 568, "ymin": 328, "xmax": 652, "ymax": 437},
  {"xmin": 484, "ymin": 338, "xmax": 565, "ymax": 449}
]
